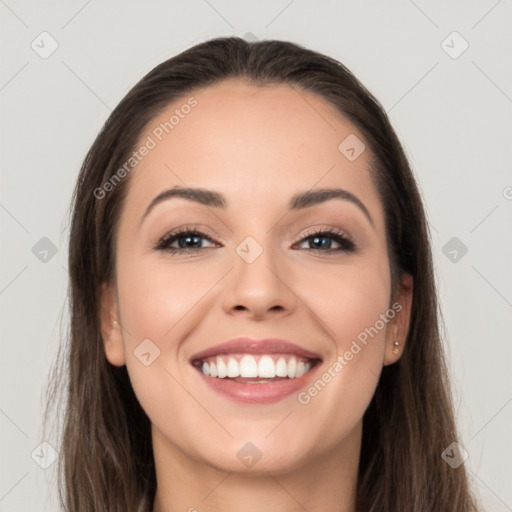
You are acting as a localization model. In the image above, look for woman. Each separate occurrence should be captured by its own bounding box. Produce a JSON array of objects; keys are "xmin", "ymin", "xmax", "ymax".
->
[{"xmin": 44, "ymin": 36, "xmax": 480, "ymax": 511}]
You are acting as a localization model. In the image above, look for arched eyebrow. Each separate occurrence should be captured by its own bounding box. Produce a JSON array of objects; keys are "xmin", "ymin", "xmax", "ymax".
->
[{"xmin": 140, "ymin": 186, "xmax": 374, "ymax": 228}]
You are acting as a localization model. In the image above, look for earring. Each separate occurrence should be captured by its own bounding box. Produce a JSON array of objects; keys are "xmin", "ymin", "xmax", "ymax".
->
[{"xmin": 392, "ymin": 340, "xmax": 400, "ymax": 355}]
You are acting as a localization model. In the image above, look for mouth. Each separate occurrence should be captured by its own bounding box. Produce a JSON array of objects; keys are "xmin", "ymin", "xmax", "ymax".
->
[{"xmin": 190, "ymin": 338, "xmax": 323, "ymax": 404}]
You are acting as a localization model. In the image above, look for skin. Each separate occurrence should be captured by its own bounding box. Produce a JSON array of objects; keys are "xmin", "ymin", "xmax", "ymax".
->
[{"xmin": 100, "ymin": 79, "xmax": 413, "ymax": 512}]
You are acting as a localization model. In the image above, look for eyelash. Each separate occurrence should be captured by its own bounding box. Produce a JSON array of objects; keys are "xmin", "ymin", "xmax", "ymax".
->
[{"xmin": 154, "ymin": 225, "xmax": 356, "ymax": 255}]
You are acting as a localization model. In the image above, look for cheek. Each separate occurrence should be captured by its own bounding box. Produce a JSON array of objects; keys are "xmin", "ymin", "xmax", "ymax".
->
[
  {"xmin": 290, "ymin": 257, "xmax": 391, "ymax": 436},
  {"xmin": 114, "ymin": 253, "xmax": 221, "ymax": 408},
  {"xmin": 114, "ymin": 255, "xmax": 219, "ymax": 447},
  {"xmin": 295, "ymin": 253, "xmax": 391, "ymax": 349},
  {"xmin": 116, "ymin": 254, "xmax": 215, "ymax": 344}
]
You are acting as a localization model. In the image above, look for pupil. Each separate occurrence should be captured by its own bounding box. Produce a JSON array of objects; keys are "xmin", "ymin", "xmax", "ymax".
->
[
  {"xmin": 179, "ymin": 235, "xmax": 201, "ymax": 248},
  {"xmin": 312, "ymin": 236, "xmax": 331, "ymax": 249}
]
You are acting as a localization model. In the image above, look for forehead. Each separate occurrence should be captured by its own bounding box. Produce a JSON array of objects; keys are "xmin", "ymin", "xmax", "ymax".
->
[{"xmin": 122, "ymin": 79, "xmax": 383, "ymax": 228}]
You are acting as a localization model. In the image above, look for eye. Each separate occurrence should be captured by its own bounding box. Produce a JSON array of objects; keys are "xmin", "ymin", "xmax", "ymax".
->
[
  {"xmin": 155, "ymin": 226, "xmax": 219, "ymax": 254},
  {"xmin": 154, "ymin": 225, "xmax": 356, "ymax": 255},
  {"xmin": 295, "ymin": 228, "xmax": 356, "ymax": 253}
]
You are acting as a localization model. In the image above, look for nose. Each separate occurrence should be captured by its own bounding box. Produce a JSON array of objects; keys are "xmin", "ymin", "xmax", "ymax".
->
[{"xmin": 221, "ymin": 241, "xmax": 297, "ymax": 321}]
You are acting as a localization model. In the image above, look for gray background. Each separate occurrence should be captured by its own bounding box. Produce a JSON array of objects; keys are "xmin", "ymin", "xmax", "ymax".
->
[{"xmin": 1, "ymin": 1, "xmax": 511, "ymax": 511}]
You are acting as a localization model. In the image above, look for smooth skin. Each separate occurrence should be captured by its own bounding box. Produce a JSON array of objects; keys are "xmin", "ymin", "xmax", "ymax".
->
[{"xmin": 100, "ymin": 79, "xmax": 413, "ymax": 512}]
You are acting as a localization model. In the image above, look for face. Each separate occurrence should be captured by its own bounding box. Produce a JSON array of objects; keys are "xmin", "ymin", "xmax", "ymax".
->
[{"xmin": 100, "ymin": 79, "xmax": 413, "ymax": 476}]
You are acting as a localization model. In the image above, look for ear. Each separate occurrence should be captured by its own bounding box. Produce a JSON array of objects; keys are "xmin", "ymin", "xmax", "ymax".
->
[
  {"xmin": 383, "ymin": 272, "xmax": 413, "ymax": 366},
  {"xmin": 99, "ymin": 281, "xmax": 126, "ymax": 366}
]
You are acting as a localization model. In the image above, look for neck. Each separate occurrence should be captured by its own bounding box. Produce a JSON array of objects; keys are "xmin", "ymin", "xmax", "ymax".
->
[{"xmin": 151, "ymin": 422, "xmax": 361, "ymax": 512}]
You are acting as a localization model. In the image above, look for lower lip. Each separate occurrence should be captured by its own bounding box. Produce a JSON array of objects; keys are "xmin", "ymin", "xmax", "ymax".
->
[{"xmin": 194, "ymin": 364, "xmax": 321, "ymax": 404}]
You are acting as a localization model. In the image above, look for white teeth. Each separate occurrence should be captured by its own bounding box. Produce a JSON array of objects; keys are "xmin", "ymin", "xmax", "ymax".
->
[
  {"xmin": 296, "ymin": 361, "xmax": 306, "ymax": 378},
  {"xmin": 258, "ymin": 355, "xmax": 275, "ymax": 378},
  {"xmin": 275, "ymin": 357, "xmax": 288, "ymax": 377},
  {"xmin": 240, "ymin": 355, "xmax": 258, "ymax": 378},
  {"xmin": 198, "ymin": 355, "xmax": 314, "ymax": 380},
  {"xmin": 216, "ymin": 357, "xmax": 227, "ymax": 378},
  {"xmin": 226, "ymin": 358, "xmax": 240, "ymax": 378},
  {"xmin": 287, "ymin": 357, "xmax": 297, "ymax": 378}
]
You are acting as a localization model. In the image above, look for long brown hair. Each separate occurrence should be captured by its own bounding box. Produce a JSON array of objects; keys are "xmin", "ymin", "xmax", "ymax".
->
[{"xmin": 43, "ymin": 36, "xmax": 480, "ymax": 511}]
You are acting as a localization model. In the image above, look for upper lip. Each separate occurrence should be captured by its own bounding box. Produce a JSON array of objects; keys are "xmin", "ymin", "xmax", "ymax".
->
[{"xmin": 190, "ymin": 337, "xmax": 323, "ymax": 363}]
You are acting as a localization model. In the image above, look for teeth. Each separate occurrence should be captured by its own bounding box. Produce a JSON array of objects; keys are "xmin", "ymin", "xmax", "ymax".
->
[
  {"xmin": 258, "ymin": 355, "xmax": 275, "ymax": 378},
  {"xmin": 198, "ymin": 354, "xmax": 313, "ymax": 380},
  {"xmin": 226, "ymin": 358, "xmax": 240, "ymax": 378},
  {"xmin": 296, "ymin": 361, "xmax": 306, "ymax": 378},
  {"xmin": 240, "ymin": 355, "xmax": 258, "ymax": 378},
  {"xmin": 216, "ymin": 357, "xmax": 227, "ymax": 378},
  {"xmin": 275, "ymin": 357, "xmax": 288, "ymax": 377},
  {"xmin": 287, "ymin": 357, "xmax": 297, "ymax": 378}
]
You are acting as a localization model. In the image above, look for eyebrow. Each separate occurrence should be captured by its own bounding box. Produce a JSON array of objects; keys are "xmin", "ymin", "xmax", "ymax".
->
[{"xmin": 140, "ymin": 186, "xmax": 374, "ymax": 227}]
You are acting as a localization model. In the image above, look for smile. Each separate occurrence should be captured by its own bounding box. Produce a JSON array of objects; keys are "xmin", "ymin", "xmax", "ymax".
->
[
  {"xmin": 195, "ymin": 354, "xmax": 314, "ymax": 380},
  {"xmin": 190, "ymin": 338, "xmax": 322, "ymax": 403}
]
